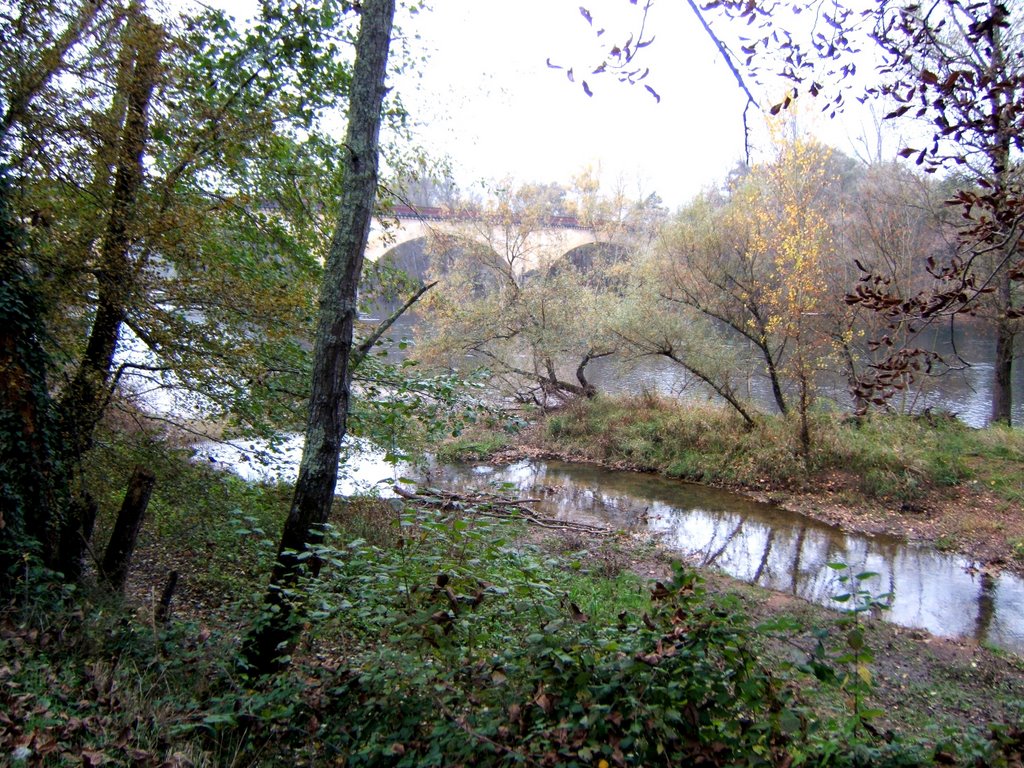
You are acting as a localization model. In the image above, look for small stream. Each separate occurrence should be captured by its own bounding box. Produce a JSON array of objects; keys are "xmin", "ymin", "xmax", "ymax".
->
[
  {"xmin": 427, "ymin": 459, "xmax": 1024, "ymax": 653},
  {"xmin": 196, "ymin": 438, "xmax": 1024, "ymax": 653}
]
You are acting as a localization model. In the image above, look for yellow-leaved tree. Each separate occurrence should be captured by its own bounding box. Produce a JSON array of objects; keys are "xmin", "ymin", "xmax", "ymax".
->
[
  {"xmin": 748, "ymin": 124, "xmax": 840, "ymax": 455},
  {"xmin": 633, "ymin": 115, "xmax": 848, "ymax": 452}
]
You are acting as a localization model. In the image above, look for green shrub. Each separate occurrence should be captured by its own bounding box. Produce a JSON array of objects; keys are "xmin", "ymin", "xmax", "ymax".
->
[
  {"xmin": 317, "ymin": 557, "xmax": 805, "ymax": 767},
  {"xmin": 435, "ymin": 432, "xmax": 510, "ymax": 462}
]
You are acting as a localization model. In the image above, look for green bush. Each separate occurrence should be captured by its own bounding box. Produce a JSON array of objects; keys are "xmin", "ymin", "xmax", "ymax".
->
[
  {"xmin": 0, "ymin": 481, "xmax": 948, "ymax": 768},
  {"xmin": 434, "ymin": 432, "xmax": 510, "ymax": 462}
]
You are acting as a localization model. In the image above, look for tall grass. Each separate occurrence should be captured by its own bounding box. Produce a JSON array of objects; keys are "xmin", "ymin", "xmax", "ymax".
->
[{"xmin": 541, "ymin": 394, "xmax": 1022, "ymax": 502}]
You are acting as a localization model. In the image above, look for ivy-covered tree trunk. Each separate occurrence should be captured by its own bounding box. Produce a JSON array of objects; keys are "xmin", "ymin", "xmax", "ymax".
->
[
  {"xmin": 243, "ymin": 0, "xmax": 396, "ymax": 675},
  {"xmin": 0, "ymin": 174, "xmax": 65, "ymax": 592}
]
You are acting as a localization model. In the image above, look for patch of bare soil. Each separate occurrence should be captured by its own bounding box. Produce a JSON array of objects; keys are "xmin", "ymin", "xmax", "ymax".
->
[{"xmin": 710, "ymin": 570, "xmax": 1024, "ymax": 737}]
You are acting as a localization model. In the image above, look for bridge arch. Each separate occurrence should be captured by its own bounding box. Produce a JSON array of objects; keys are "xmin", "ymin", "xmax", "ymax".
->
[
  {"xmin": 364, "ymin": 208, "xmax": 603, "ymax": 276},
  {"xmin": 558, "ymin": 241, "xmax": 631, "ymax": 272},
  {"xmin": 375, "ymin": 236, "xmax": 432, "ymax": 281}
]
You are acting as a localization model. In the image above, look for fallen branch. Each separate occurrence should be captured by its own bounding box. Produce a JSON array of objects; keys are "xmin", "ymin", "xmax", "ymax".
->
[{"xmin": 393, "ymin": 485, "xmax": 612, "ymax": 535}]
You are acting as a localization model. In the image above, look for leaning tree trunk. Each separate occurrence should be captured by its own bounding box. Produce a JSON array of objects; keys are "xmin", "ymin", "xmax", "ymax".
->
[
  {"xmin": 57, "ymin": 9, "xmax": 161, "ymax": 466},
  {"xmin": 50, "ymin": 10, "xmax": 160, "ymax": 580},
  {"xmin": 243, "ymin": 0, "xmax": 396, "ymax": 675},
  {"xmin": 100, "ymin": 466, "xmax": 156, "ymax": 591}
]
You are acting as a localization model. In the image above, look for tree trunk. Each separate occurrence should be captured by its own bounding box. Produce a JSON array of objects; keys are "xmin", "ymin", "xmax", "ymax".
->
[
  {"xmin": 990, "ymin": 304, "xmax": 1015, "ymax": 426},
  {"xmin": 154, "ymin": 570, "xmax": 179, "ymax": 626},
  {"xmin": 0, "ymin": 178, "xmax": 65, "ymax": 589},
  {"xmin": 747, "ymin": 308, "xmax": 787, "ymax": 414},
  {"xmin": 764, "ymin": 346, "xmax": 789, "ymax": 415},
  {"xmin": 575, "ymin": 348, "xmax": 612, "ymax": 398},
  {"xmin": 797, "ymin": 372, "xmax": 811, "ymax": 461},
  {"xmin": 662, "ymin": 350, "xmax": 756, "ymax": 427},
  {"xmin": 57, "ymin": 8, "xmax": 161, "ymax": 464},
  {"xmin": 987, "ymin": 0, "xmax": 1015, "ymax": 427},
  {"xmin": 55, "ymin": 492, "xmax": 97, "ymax": 583},
  {"xmin": 243, "ymin": 0, "xmax": 396, "ymax": 675},
  {"xmin": 101, "ymin": 466, "xmax": 156, "ymax": 592}
]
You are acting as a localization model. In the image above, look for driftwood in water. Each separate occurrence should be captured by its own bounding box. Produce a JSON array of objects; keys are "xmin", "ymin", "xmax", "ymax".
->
[
  {"xmin": 101, "ymin": 466, "xmax": 156, "ymax": 591},
  {"xmin": 392, "ymin": 485, "xmax": 611, "ymax": 536}
]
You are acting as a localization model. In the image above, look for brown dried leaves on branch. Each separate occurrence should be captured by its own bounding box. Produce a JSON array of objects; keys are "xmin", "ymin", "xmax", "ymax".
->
[{"xmin": 549, "ymin": 1, "xmax": 660, "ymax": 101}]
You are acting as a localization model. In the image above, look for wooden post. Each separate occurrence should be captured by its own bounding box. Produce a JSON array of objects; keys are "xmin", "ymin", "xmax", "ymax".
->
[
  {"xmin": 155, "ymin": 570, "xmax": 178, "ymax": 626},
  {"xmin": 101, "ymin": 466, "xmax": 156, "ymax": 591}
]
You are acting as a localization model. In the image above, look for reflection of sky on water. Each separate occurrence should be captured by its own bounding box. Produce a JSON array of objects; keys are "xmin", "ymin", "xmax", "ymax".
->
[
  {"xmin": 193, "ymin": 434, "xmax": 406, "ymax": 497},
  {"xmin": 585, "ymin": 325, "xmax": 1024, "ymax": 428},
  {"xmin": 432, "ymin": 459, "xmax": 1024, "ymax": 653}
]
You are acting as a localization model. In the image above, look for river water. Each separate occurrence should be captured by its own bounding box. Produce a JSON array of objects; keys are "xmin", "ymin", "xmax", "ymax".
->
[
  {"xmin": 582, "ymin": 324, "xmax": 1024, "ymax": 428},
  {"xmin": 428, "ymin": 459, "xmax": 1024, "ymax": 653},
  {"xmin": 197, "ymin": 432, "xmax": 1024, "ymax": 653},
  {"xmin": 381, "ymin": 314, "xmax": 1023, "ymax": 427},
  {"xmin": 188, "ymin": 319, "xmax": 1023, "ymax": 650}
]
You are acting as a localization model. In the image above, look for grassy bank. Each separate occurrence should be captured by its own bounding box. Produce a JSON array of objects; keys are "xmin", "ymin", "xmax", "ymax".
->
[
  {"xmin": 535, "ymin": 395, "xmax": 1021, "ymax": 503},
  {"xmin": 492, "ymin": 394, "xmax": 1024, "ymax": 566},
  {"xmin": 3, "ymin": 431, "xmax": 1024, "ymax": 766}
]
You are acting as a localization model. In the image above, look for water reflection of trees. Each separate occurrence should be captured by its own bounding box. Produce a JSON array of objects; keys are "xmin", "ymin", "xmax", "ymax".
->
[{"xmin": 429, "ymin": 459, "xmax": 1024, "ymax": 652}]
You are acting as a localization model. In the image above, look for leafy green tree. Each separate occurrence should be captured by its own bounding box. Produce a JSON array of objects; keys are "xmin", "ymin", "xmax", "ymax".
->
[
  {"xmin": 645, "ymin": 184, "xmax": 789, "ymax": 418},
  {"xmin": 611, "ymin": 268, "xmax": 759, "ymax": 425},
  {"xmin": 0, "ymin": 0, "xmax": 390, "ymax": 578}
]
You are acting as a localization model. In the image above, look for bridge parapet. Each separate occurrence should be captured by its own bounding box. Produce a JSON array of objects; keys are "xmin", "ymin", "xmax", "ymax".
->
[{"xmin": 384, "ymin": 204, "xmax": 593, "ymax": 231}]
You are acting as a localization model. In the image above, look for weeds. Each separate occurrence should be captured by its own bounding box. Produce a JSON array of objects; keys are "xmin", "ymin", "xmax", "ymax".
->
[
  {"xmin": 538, "ymin": 395, "xmax": 1021, "ymax": 504},
  {"xmin": 434, "ymin": 431, "xmax": 510, "ymax": 462},
  {"xmin": 3, "ymin": 433, "xmax": 1021, "ymax": 766}
]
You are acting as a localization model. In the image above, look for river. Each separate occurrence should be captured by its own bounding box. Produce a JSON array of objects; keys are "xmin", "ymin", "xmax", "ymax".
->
[
  {"xmin": 383, "ymin": 314, "xmax": 1023, "ymax": 427},
  {"xmin": 198, "ymin": 435, "xmax": 1024, "ymax": 654},
  {"xmin": 188, "ymin": 317, "xmax": 1024, "ymax": 650},
  {"xmin": 429, "ymin": 458, "xmax": 1024, "ymax": 653},
  {"xmin": 577, "ymin": 323, "xmax": 1024, "ymax": 428}
]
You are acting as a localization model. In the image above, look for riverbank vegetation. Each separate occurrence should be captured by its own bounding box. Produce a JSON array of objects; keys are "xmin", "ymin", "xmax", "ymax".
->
[
  {"xmin": 3, "ymin": 0, "xmax": 1023, "ymax": 765},
  {"xmin": 4, "ymin": 429, "xmax": 1024, "ymax": 766},
  {"xmin": 475, "ymin": 394, "xmax": 1024, "ymax": 568},
  {"xmin": 536, "ymin": 395, "xmax": 1021, "ymax": 503}
]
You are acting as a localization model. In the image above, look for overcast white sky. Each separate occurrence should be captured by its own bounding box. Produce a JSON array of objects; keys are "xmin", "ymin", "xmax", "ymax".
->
[
  {"xmin": 393, "ymin": 0, "xmax": 752, "ymax": 206},
  {"xmin": 217, "ymin": 0, "xmax": 895, "ymax": 208}
]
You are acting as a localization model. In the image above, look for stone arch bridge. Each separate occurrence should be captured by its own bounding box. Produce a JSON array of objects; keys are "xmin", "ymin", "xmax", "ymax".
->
[{"xmin": 366, "ymin": 204, "xmax": 618, "ymax": 280}]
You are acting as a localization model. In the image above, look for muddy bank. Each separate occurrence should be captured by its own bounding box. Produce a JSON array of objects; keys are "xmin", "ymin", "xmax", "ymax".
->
[{"xmin": 493, "ymin": 428, "xmax": 1024, "ymax": 578}]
